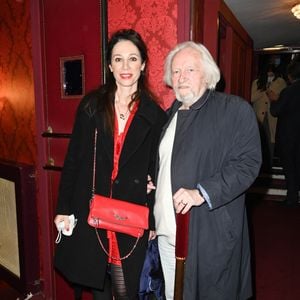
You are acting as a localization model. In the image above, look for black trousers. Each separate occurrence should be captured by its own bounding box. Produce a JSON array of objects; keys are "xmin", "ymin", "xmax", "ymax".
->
[{"xmin": 73, "ymin": 264, "xmax": 130, "ymax": 300}]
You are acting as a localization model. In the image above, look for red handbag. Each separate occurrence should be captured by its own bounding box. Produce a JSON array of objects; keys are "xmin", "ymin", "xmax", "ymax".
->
[
  {"xmin": 87, "ymin": 129, "xmax": 149, "ymax": 260},
  {"xmin": 88, "ymin": 194, "xmax": 149, "ymax": 238}
]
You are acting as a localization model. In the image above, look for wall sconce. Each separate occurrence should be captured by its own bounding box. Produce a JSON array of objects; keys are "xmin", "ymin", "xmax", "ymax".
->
[{"xmin": 291, "ymin": 4, "xmax": 300, "ymax": 19}]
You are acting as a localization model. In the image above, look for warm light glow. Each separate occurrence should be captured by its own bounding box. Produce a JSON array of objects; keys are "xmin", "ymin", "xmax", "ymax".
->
[
  {"xmin": 261, "ymin": 46, "xmax": 290, "ymax": 51},
  {"xmin": 291, "ymin": 4, "xmax": 300, "ymax": 19}
]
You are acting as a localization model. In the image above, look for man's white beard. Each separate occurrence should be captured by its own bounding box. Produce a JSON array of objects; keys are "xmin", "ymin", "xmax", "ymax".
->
[{"xmin": 175, "ymin": 90, "xmax": 198, "ymax": 107}]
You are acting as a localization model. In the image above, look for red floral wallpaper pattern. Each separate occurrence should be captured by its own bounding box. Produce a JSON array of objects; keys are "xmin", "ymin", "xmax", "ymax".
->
[
  {"xmin": 0, "ymin": 0, "xmax": 36, "ymax": 164},
  {"xmin": 0, "ymin": 0, "xmax": 179, "ymax": 166},
  {"xmin": 108, "ymin": 0, "xmax": 178, "ymax": 109}
]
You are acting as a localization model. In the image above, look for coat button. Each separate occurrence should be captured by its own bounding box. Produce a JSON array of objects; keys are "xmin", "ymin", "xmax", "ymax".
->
[
  {"xmin": 114, "ymin": 179, "xmax": 119, "ymax": 184},
  {"xmin": 134, "ymin": 179, "xmax": 140, "ymax": 184}
]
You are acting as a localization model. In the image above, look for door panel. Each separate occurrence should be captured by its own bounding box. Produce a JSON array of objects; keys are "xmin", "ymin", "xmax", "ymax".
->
[
  {"xmin": 41, "ymin": 0, "xmax": 103, "ymax": 298},
  {"xmin": 217, "ymin": 6, "xmax": 253, "ymax": 100}
]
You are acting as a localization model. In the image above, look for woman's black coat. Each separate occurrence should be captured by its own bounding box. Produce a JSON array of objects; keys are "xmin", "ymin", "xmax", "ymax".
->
[{"xmin": 54, "ymin": 91, "xmax": 166, "ymax": 298}]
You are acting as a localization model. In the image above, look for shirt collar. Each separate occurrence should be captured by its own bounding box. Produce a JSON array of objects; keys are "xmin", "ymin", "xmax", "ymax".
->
[{"xmin": 189, "ymin": 89, "xmax": 212, "ymax": 110}]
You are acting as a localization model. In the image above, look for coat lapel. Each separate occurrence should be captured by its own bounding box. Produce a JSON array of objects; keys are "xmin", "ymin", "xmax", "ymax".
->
[
  {"xmin": 159, "ymin": 100, "xmax": 181, "ymax": 142},
  {"xmin": 163, "ymin": 90, "xmax": 212, "ymax": 146},
  {"xmin": 94, "ymin": 111, "xmax": 113, "ymax": 164},
  {"xmin": 118, "ymin": 97, "xmax": 156, "ymax": 170}
]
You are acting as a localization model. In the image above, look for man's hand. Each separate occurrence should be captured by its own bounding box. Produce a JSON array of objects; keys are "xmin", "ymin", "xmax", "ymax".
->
[{"xmin": 173, "ymin": 188, "xmax": 205, "ymax": 214}]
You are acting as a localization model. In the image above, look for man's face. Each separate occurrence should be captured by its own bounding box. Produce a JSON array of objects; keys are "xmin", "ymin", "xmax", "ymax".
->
[{"xmin": 171, "ymin": 47, "xmax": 208, "ymax": 108}]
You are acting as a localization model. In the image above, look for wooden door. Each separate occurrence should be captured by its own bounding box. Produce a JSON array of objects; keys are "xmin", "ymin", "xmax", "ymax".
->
[
  {"xmin": 217, "ymin": 7, "xmax": 253, "ymax": 100},
  {"xmin": 40, "ymin": 1, "xmax": 104, "ymax": 298}
]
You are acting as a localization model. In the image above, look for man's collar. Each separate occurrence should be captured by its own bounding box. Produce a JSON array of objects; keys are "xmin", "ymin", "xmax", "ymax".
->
[{"xmin": 189, "ymin": 89, "xmax": 212, "ymax": 110}]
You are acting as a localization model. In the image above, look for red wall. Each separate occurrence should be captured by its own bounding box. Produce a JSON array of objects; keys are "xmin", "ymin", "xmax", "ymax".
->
[
  {"xmin": 203, "ymin": 0, "xmax": 220, "ymax": 59},
  {"xmin": 219, "ymin": 0, "xmax": 253, "ymax": 100},
  {"xmin": 108, "ymin": 0, "xmax": 178, "ymax": 109},
  {"xmin": 43, "ymin": 0, "xmax": 101, "ymax": 134},
  {"xmin": 0, "ymin": 0, "xmax": 36, "ymax": 164},
  {"xmin": 0, "ymin": 0, "xmax": 180, "ymax": 171},
  {"xmin": 192, "ymin": 0, "xmax": 253, "ymax": 100}
]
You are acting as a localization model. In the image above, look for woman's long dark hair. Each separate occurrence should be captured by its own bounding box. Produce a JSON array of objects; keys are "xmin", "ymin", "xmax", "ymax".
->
[
  {"xmin": 94, "ymin": 29, "xmax": 153, "ymax": 134},
  {"xmin": 256, "ymin": 64, "xmax": 279, "ymax": 91}
]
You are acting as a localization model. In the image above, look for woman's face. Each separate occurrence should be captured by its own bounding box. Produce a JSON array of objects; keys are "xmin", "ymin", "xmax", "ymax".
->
[{"xmin": 109, "ymin": 40, "xmax": 145, "ymax": 91}]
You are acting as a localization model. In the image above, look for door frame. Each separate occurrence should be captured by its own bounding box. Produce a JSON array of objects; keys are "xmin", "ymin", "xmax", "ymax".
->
[{"xmin": 30, "ymin": 0, "xmax": 108, "ymax": 298}]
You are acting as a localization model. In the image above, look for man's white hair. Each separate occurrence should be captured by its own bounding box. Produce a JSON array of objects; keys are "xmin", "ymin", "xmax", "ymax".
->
[{"xmin": 164, "ymin": 41, "xmax": 221, "ymax": 89}]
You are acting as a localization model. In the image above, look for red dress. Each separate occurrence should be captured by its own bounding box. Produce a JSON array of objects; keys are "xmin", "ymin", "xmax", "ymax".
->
[{"xmin": 108, "ymin": 102, "xmax": 139, "ymax": 266}]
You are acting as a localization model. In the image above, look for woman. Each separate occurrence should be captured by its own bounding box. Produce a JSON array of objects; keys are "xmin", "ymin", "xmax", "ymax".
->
[
  {"xmin": 54, "ymin": 29, "xmax": 166, "ymax": 300},
  {"xmin": 251, "ymin": 64, "xmax": 286, "ymax": 171}
]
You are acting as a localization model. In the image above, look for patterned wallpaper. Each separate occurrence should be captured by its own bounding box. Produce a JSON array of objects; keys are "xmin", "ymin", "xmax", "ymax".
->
[
  {"xmin": 108, "ymin": 0, "xmax": 178, "ymax": 109},
  {"xmin": 0, "ymin": 0, "xmax": 36, "ymax": 165},
  {"xmin": 0, "ymin": 0, "xmax": 178, "ymax": 167}
]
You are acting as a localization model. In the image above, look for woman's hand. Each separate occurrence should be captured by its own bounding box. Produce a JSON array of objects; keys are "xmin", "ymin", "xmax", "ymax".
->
[
  {"xmin": 147, "ymin": 174, "xmax": 156, "ymax": 194},
  {"xmin": 148, "ymin": 230, "xmax": 156, "ymax": 240},
  {"xmin": 54, "ymin": 214, "xmax": 70, "ymax": 231}
]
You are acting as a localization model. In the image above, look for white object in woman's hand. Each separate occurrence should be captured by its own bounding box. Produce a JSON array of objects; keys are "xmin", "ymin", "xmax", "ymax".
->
[
  {"xmin": 54, "ymin": 215, "xmax": 70, "ymax": 231},
  {"xmin": 54, "ymin": 214, "xmax": 77, "ymax": 243}
]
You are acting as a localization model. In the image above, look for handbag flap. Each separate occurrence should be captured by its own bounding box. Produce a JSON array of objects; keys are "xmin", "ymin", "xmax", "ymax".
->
[{"xmin": 90, "ymin": 194, "xmax": 149, "ymax": 230}]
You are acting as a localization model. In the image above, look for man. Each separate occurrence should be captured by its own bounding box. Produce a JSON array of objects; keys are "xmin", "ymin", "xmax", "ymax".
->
[
  {"xmin": 154, "ymin": 41, "xmax": 262, "ymax": 299},
  {"xmin": 269, "ymin": 59, "xmax": 300, "ymax": 206}
]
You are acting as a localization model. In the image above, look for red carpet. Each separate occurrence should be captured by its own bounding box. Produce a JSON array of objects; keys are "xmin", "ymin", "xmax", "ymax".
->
[
  {"xmin": 248, "ymin": 199, "xmax": 300, "ymax": 300},
  {"xmin": 1, "ymin": 197, "xmax": 299, "ymax": 300}
]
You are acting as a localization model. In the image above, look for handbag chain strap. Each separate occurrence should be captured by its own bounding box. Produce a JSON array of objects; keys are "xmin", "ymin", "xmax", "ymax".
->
[
  {"xmin": 92, "ymin": 128, "xmax": 141, "ymax": 261},
  {"xmin": 95, "ymin": 229, "xmax": 140, "ymax": 261},
  {"xmin": 91, "ymin": 128, "xmax": 98, "ymax": 200}
]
